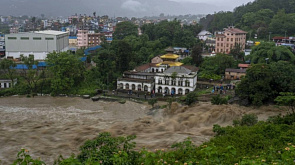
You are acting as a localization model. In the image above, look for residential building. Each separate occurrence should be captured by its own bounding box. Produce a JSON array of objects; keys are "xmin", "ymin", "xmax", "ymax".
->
[
  {"xmin": 77, "ymin": 30, "xmax": 102, "ymax": 48},
  {"xmin": 198, "ymin": 30, "xmax": 212, "ymax": 41},
  {"xmin": 5, "ymin": 30, "xmax": 69, "ymax": 60},
  {"xmin": 215, "ymin": 26, "xmax": 247, "ymax": 54},
  {"xmin": 88, "ymin": 33, "xmax": 102, "ymax": 47},
  {"xmin": 77, "ymin": 30, "xmax": 88, "ymax": 48},
  {"xmin": 0, "ymin": 34, "xmax": 5, "ymax": 57},
  {"xmin": 225, "ymin": 69, "xmax": 246, "ymax": 80},
  {"xmin": 0, "ymin": 79, "xmax": 17, "ymax": 89}
]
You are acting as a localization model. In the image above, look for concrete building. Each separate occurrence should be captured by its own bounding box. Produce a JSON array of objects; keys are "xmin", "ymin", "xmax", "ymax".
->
[
  {"xmin": 5, "ymin": 30, "xmax": 69, "ymax": 60},
  {"xmin": 0, "ymin": 79, "xmax": 17, "ymax": 89},
  {"xmin": 198, "ymin": 30, "xmax": 212, "ymax": 41},
  {"xmin": 77, "ymin": 30, "xmax": 88, "ymax": 48},
  {"xmin": 0, "ymin": 34, "xmax": 5, "ymax": 57},
  {"xmin": 215, "ymin": 26, "xmax": 247, "ymax": 54},
  {"xmin": 88, "ymin": 33, "xmax": 102, "ymax": 47},
  {"xmin": 77, "ymin": 30, "xmax": 102, "ymax": 48},
  {"xmin": 117, "ymin": 47, "xmax": 199, "ymax": 95}
]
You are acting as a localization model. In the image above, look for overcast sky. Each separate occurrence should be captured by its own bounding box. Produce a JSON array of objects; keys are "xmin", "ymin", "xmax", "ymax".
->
[{"xmin": 0, "ymin": 0, "xmax": 255, "ymax": 17}]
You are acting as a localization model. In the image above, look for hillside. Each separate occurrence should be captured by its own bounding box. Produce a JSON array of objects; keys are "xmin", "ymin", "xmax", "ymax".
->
[{"xmin": 200, "ymin": 0, "xmax": 295, "ymax": 39}]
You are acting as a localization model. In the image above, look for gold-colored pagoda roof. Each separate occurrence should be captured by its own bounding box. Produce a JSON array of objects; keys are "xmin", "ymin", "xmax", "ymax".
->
[
  {"xmin": 160, "ymin": 54, "xmax": 179, "ymax": 59},
  {"xmin": 156, "ymin": 61, "xmax": 183, "ymax": 67}
]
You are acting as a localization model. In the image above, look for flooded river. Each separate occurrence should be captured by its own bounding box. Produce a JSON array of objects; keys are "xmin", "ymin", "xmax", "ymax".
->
[
  {"xmin": 0, "ymin": 96, "xmax": 148, "ymax": 164},
  {"xmin": 0, "ymin": 96, "xmax": 284, "ymax": 164}
]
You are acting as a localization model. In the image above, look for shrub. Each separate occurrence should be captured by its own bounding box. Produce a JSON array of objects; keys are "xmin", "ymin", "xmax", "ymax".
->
[
  {"xmin": 148, "ymin": 98, "xmax": 157, "ymax": 108},
  {"xmin": 211, "ymin": 95, "xmax": 228, "ymax": 105},
  {"xmin": 185, "ymin": 92, "xmax": 198, "ymax": 105}
]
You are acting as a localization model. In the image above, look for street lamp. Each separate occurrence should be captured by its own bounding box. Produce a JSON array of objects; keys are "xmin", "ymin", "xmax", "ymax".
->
[
  {"xmin": 265, "ymin": 58, "xmax": 269, "ymax": 64},
  {"xmin": 269, "ymin": 32, "xmax": 272, "ymax": 41}
]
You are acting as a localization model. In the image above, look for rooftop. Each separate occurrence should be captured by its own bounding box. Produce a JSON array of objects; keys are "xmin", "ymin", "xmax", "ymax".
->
[
  {"xmin": 225, "ymin": 68, "xmax": 247, "ymax": 73},
  {"xmin": 224, "ymin": 27, "xmax": 247, "ymax": 34},
  {"xmin": 156, "ymin": 61, "xmax": 183, "ymax": 67},
  {"xmin": 164, "ymin": 66, "xmax": 191, "ymax": 74},
  {"xmin": 35, "ymin": 30, "xmax": 69, "ymax": 36},
  {"xmin": 160, "ymin": 54, "xmax": 179, "ymax": 59}
]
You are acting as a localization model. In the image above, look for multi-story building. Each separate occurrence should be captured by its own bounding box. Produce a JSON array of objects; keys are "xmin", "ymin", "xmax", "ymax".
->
[
  {"xmin": 77, "ymin": 30, "xmax": 88, "ymax": 48},
  {"xmin": 77, "ymin": 30, "xmax": 101, "ymax": 48},
  {"xmin": 117, "ymin": 47, "xmax": 198, "ymax": 95},
  {"xmin": 5, "ymin": 30, "xmax": 69, "ymax": 60},
  {"xmin": 0, "ymin": 34, "xmax": 5, "ymax": 57},
  {"xmin": 88, "ymin": 33, "xmax": 101, "ymax": 47},
  {"xmin": 215, "ymin": 26, "xmax": 247, "ymax": 54}
]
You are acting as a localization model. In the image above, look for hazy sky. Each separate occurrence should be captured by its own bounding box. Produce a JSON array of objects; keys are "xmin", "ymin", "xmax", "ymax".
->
[{"xmin": 0, "ymin": 0, "xmax": 256, "ymax": 17}]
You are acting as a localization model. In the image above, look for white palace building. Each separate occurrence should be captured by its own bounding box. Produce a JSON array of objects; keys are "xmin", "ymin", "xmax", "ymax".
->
[{"xmin": 117, "ymin": 47, "xmax": 198, "ymax": 95}]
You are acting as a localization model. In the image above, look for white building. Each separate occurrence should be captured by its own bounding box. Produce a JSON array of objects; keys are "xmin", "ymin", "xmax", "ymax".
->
[
  {"xmin": 5, "ymin": 30, "xmax": 69, "ymax": 60},
  {"xmin": 155, "ymin": 66, "xmax": 198, "ymax": 95},
  {"xmin": 0, "ymin": 79, "xmax": 17, "ymax": 89},
  {"xmin": 198, "ymin": 30, "xmax": 212, "ymax": 41}
]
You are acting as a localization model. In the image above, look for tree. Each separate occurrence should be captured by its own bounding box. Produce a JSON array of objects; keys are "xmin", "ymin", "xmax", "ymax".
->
[
  {"xmin": 191, "ymin": 44, "xmax": 203, "ymax": 66},
  {"xmin": 0, "ymin": 59, "xmax": 17, "ymax": 87},
  {"xmin": 275, "ymin": 92, "xmax": 295, "ymax": 114},
  {"xmin": 20, "ymin": 55, "xmax": 43, "ymax": 96},
  {"xmin": 248, "ymin": 42, "xmax": 295, "ymax": 64},
  {"xmin": 200, "ymin": 54, "xmax": 236, "ymax": 78},
  {"xmin": 46, "ymin": 52, "xmax": 85, "ymax": 95},
  {"xmin": 236, "ymin": 61, "xmax": 295, "ymax": 106},
  {"xmin": 113, "ymin": 21, "xmax": 138, "ymax": 40},
  {"xmin": 230, "ymin": 43, "xmax": 245, "ymax": 61}
]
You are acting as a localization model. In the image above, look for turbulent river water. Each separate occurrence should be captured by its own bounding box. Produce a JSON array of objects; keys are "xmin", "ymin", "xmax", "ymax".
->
[{"xmin": 0, "ymin": 96, "xmax": 284, "ymax": 164}]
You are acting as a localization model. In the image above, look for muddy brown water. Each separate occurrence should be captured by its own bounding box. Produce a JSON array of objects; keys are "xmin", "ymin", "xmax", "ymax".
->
[{"xmin": 0, "ymin": 96, "xmax": 285, "ymax": 164}]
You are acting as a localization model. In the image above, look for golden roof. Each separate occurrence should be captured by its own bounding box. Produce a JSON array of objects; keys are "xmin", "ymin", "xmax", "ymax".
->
[
  {"xmin": 156, "ymin": 61, "xmax": 183, "ymax": 67},
  {"xmin": 160, "ymin": 54, "xmax": 179, "ymax": 59}
]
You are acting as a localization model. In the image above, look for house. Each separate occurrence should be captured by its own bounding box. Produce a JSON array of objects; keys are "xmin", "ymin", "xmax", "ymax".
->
[
  {"xmin": 0, "ymin": 79, "xmax": 17, "ymax": 89},
  {"xmin": 225, "ymin": 69, "xmax": 246, "ymax": 80},
  {"xmin": 238, "ymin": 64, "xmax": 250, "ymax": 69},
  {"xmin": 198, "ymin": 30, "xmax": 212, "ymax": 41},
  {"xmin": 117, "ymin": 47, "xmax": 199, "ymax": 95},
  {"xmin": 215, "ymin": 26, "xmax": 247, "ymax": 54}
]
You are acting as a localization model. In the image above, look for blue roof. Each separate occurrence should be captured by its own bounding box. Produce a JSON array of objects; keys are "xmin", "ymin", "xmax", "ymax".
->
[
  {"xmin": 107, "ymin": 38, "xmax": 113, "ymax": 41},
  {"xmin": 84, "ymin": 45, "xmax": 102, "ymax": 55},
  {"xmin": 12, "ymin": 58, "xmax": 85, "ymax": 70},
  {"xmin": 80, "ymin": 57, "xmax": 87, "ymax": 62},
  {"xmin": 69, "ymin": 36, "xmax": 77, "ymax": 39}
]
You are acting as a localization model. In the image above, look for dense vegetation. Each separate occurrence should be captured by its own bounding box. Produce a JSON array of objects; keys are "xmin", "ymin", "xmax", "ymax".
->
[
  {"xmin": 200, "ymin": 0, "xmax": 295, "ymax": 39},
  {"xmin": 11, "ymin": 113, "xmax": 295, "ymax": 165}
]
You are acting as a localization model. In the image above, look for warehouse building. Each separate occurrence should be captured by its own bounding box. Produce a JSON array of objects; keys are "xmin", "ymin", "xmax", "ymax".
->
[{"xmin": 5, "ymin": 30, "xmax": 69, "ymax": 60}]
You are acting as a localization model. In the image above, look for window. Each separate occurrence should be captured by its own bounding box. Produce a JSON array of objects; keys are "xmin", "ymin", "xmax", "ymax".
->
[
  {"xmin": 171, "ymin": 80, "xmax": 176, "ymax": 85},
  {"xmin": 217, "ymin": 43, "xmax": 219, "ymax": 46},
  {"xmin": 33, "ymin": 37, "xmax": 42, "ymax": 40},
  {"xmin": 227, "ymin": 44, "xmax": 229, "ymax": 47},
  {"xmin": 8, "ymin": 37, "xmax": 17, "ymax": 40},
  {"xmin": 178, "ymin": 80, "xmax": 183, "ymax": 86},
  {"xmin": 185, "ymin": 80, "xmax": 190, "ymax": 87},
  {"xmin": 221, "ymin": 43, "xmax": 223, "ymax": 47},
  {"xmin": 221, "ymin": 38, "xmax": 223, "ymax": 41},
  {"xmin": 158, "ymin": 79, "xmax": 162, "ymax": 84},
  {"xmin": 165, "ymin": 79, "xmax": 169, "ymax": 85},
  {"xmin": 231, "ymin": 38, "xmax": 233, "ymax": 42},
  {"xmin": 227, "ymin": 38, "xmax": 229, "ymax": 41},
  {"xmin": 45, "ymin": 38, "xmax": 54, "ymax": 40},
  {"xmin": 217, "ymin": 38, "xmax": 220, "ymax": 41},
  {"xmin": 21, "ymin": 37, "xmax": 29, "ymax": 40}
]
